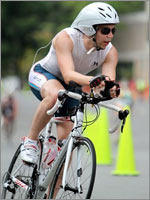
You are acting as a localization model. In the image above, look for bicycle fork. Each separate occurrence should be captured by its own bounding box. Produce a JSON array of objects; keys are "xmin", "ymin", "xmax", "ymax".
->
[
  {"xmin": 77, "ymin": 145, "xmax": 83, "ymax": 194},
  {"xmin": 62, "ymin": 109, "xmax": 84, "ymax": 193},
  {"xmin": 62, "ymin": 137, "xmax": 83, "ymax": 194},
  {"xmin": 62, "ymin": 137, "xmax": 73, "ymax": 188}
]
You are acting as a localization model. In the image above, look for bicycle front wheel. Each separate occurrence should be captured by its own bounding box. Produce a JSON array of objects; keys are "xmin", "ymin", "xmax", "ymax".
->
[
  {"xmin": 49, "ymin": 137, "xmax": 96, "ymax": 199},
  {"xmin": 2, "ymin": 144, "xmax": 39, "ymax": 199}
]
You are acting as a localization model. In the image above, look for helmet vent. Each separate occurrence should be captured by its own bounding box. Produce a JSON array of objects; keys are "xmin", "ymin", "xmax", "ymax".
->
[
  {"xmin": 115, "ymin": 13, "xmax": 117, "ymax": 18},
  {"xmin": 106, "ymin": 14, "xmax": 112, "ymax": 18},
  {"xmin": 98, "ymin": 7, "xmax": 104, "ymax": 11},
  {"xmin": 107, "ymin": 6, "xmax": 112, "ymax": 12},
  {"xmin": 99, "ymin": 12, "xmax": 106, "ymax": 18}
]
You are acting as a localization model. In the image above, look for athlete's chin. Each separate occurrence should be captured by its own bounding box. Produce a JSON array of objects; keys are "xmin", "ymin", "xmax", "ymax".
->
[
  {"xmin": 97, "ymin": 43, "xmax": 106, "ymax": 50},
  {"xmin": 100, "ymin": 42, "xmax": 110, "ymax": 49},
  {"xmin": 99, "ymin": 45, "xmax": 105, "ymax": 50}
]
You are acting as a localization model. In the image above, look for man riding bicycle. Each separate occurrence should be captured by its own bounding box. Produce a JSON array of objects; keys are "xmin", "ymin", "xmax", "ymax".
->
[
  {"xmin": 21, "ymin": 2, "xmax": 120, "ymax": 164},
  {"xmin": 1, "ymin": 94, "xmax": 17, "ymax": 136}
]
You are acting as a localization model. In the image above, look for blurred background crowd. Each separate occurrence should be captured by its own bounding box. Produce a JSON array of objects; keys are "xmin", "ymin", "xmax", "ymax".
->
[{"xmin": 1, "ymin": 1, "xmax": 149, "ymax": 136}]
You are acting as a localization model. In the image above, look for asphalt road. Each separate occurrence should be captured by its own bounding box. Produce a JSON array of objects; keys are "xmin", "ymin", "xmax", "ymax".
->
[{"xmin": 1, "ymin": 91, "xmax": 149, "ymax": 199}]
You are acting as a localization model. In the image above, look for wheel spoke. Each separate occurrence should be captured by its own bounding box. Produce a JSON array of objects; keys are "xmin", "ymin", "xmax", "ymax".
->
[
  {"xmin": 49, "ymin": 137, "xmax": 96, "ymax": 199},
  {"xmin": 2, "ymin": 145, "xmax": 39, "ymax": 199}
]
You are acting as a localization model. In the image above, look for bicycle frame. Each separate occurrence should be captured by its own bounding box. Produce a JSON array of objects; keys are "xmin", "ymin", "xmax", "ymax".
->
[
  {"xmin": 36, "ymin": 98, "xmax": 126, "ymax": 198},
  {"xmin": 36, "ymin": 100, "xmax": 123, "ymax": 198},
  {"xmin": 36, "ymin": 108, "xmax": 84, "ymax": 198}
]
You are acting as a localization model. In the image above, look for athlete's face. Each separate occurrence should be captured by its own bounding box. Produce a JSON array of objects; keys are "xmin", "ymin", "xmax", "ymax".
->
[{"xmin": 95, "ymin": 24, "xmax": 116, "ymax": 49}]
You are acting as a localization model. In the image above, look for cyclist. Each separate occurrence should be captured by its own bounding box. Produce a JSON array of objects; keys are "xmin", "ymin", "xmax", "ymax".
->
[
  {"xmin": 1, "ymin": 94, "xmax": 17, "ymax": 136},
  {"xmin": 21, "ymin": 2, "xmax": 120, "ymax": 164}
]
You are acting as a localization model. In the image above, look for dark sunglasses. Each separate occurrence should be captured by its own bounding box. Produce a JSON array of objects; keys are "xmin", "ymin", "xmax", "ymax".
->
[{"xmin": 100, "ymin": 27, "xmax": 116, "ymax": 35}]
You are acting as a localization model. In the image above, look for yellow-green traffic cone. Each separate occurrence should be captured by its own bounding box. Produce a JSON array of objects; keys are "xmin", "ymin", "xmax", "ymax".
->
[
  {"xmin": 112, "ymin": 106, "xmax": 139, "ymax": 176},
  {"xmin": 84, "ymin": 107, "xmax": 112, "ymax": 165}
]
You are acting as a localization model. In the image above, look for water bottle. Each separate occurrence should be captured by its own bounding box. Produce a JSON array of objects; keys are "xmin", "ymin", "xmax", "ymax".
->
[{"xmin": 42, "ymin": 136, "xmax": 60, "ymax": 169}]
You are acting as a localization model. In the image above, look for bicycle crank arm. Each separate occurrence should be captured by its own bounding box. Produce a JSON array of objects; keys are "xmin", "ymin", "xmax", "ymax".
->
[
  {"xmin": 4, "ymin": 176, "xmax": 29, "ymax": 191},
  {"xmin": 3, "ymin": 182, "xmax": 16, "ymax": 194}
]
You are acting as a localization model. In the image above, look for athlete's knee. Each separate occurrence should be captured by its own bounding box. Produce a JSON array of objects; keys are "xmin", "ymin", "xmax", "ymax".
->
[
  {"xmin": 38, "ymin": 97, "xmax": 54, "ymax": 115},
  {"xmin": 41, "ymin": 80, "xmax": 61, "ymax": 97},
  {"xmin": 41, "ymin": 84, "xmax": 57, "ymax": 98},
  {"xmin": 41, "ymin": 87, "xmax": 49, "ymax": 98}
]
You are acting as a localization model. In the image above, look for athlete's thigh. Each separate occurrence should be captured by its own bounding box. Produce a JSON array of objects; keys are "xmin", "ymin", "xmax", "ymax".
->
[
  {"xmin": 29, "ymin": 64, "xmax": 65, "ymax": 99},
  {"xmin": 41, "ymin": 79, "xmax": 65, "ymax": 99}
]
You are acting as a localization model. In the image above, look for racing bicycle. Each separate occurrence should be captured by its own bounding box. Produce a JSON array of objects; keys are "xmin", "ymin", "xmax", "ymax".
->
[{"xmin": 2, "ymin": 81, "xmax": 129, "ymax": 199}]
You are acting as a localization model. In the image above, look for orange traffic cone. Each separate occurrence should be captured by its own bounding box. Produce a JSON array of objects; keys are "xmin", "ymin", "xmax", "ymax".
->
[{"xmin": 112, "ymin": 106, "xmax": 139, "ymax": 175}]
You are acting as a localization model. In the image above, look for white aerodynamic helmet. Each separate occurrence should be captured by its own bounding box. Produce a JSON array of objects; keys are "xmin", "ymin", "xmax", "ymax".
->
[{"xmin": 71, "ymin": 2, "xmax": 119, "ymax": 36}]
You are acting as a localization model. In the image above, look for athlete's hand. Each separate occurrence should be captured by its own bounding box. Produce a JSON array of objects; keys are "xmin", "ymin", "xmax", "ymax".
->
[
  {"xmin": 100, "ymin": 80, "xmax": 120, "ymax": 99},
  {"xmin": 90, "ymin": 75, "xmax": 120, "ymax": 100},
  {"xmin": 89, "ymin": 75, "xmax": 110, "ymax": 88}
]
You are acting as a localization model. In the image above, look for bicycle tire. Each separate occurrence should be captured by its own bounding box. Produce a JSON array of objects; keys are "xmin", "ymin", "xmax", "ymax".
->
[
  {"xmin": 49, "ymin": 137, "xmax": 96, "ymax": 199},
  {"xmin": 2, "ymin": 144, "xmax": 39, "ymax": 199}
]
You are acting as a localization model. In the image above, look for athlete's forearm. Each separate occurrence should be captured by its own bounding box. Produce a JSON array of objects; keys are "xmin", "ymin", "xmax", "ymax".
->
[{"xmin": 63, "ymin": 71, "xmax": 93, "ymax": 86}]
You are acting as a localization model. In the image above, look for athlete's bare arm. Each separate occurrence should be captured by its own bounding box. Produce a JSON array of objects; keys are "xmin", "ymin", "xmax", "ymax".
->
[
  {"xmin": 53, "ymin": 31, "xmax": 93, "ymax": 86},
  {"xmin": 101, "ymin": 45, "xmax": 118, "ymax": 81}
]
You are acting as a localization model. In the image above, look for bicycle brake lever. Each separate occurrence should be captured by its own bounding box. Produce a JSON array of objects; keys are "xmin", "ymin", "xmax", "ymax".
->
[
  {"xmin": 121, "ymin": 118, "xmax": 126, "ymax": 133},
  {"xmin": 118, "ymin": 109, "xmax": 129, "ymax": 133}
]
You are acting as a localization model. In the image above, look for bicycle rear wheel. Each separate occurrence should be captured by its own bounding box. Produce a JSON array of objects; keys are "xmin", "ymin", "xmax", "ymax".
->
[
  {"xmin": 2, "ymin": 144, "xmax": 39, "ymax": 199},
  {"xmin": 49, "ymin": 137, "xmax": 96, "ymax": 199}
]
